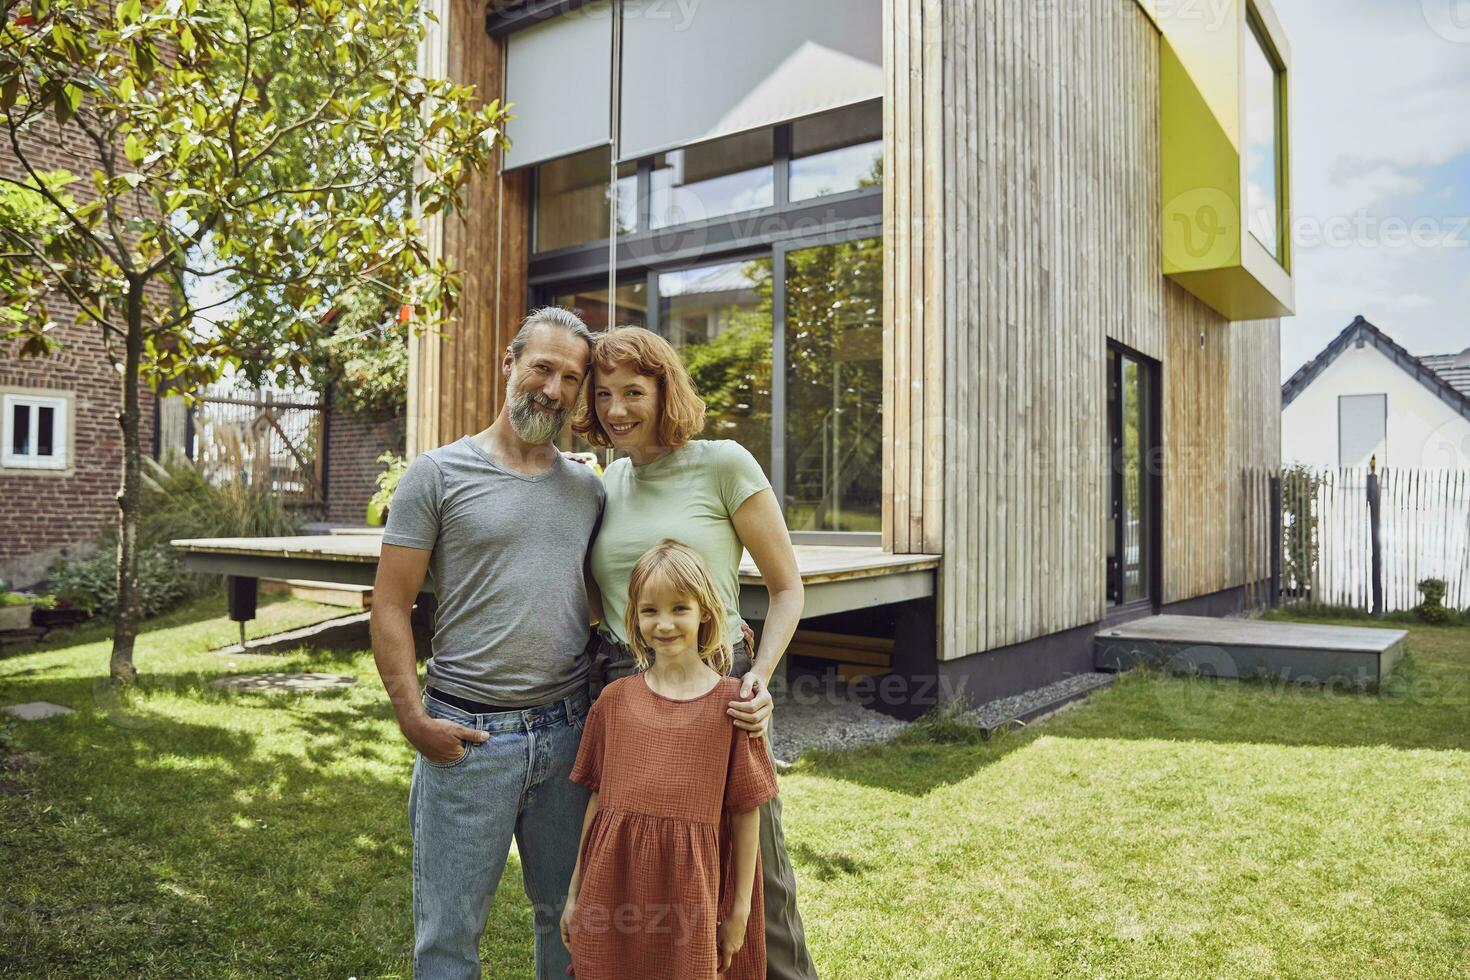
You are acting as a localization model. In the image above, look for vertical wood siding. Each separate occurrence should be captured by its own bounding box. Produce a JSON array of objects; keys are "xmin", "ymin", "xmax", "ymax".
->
[
  {"xmin": 882, "ymin": 0, "xmax": 947, "ymax": 556},
  {"xmin": 410, "ymin": 0, "xmax": 530, "ymax": 456},
  {"xmin": 900, "ymin": 0, "xmax": 1283, "ymax": 659},
  {"xmin": 1160, "ymin": 287, "xmax": 1281, "ymax": 602}
]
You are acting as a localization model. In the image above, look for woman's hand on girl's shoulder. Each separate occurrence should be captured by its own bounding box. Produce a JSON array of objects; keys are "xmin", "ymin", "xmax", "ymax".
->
[{"xmin": 727, "ymin": 672, "xmax": 772, "ymax": 738}]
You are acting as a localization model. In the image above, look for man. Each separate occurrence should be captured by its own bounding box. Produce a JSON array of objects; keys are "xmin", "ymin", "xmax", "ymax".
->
[{"xmin": 371, "ymin": 307, "xmax": 603, "ymax": 979}]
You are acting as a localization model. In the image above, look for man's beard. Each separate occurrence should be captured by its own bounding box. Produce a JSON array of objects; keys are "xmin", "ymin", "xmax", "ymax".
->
[{"xmin": 506, "ymin": 374, "xmax": 568, "ymax": 445}]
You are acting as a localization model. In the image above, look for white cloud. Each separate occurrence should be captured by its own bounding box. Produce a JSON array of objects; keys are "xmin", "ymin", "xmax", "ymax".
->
[{"xmin": 1272, "ymin": 0, "xmax": 1470, "ymax": 375}]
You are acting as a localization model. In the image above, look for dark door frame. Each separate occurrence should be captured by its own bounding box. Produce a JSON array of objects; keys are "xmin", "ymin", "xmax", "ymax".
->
[{"xmin": 1105, "ymin": 341, "xmax": 1162, "ymax": 616}]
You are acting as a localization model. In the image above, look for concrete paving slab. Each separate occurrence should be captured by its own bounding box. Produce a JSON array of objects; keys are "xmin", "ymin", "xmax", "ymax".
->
[
  {"xmin": 211, "ymin": 673, "xmax": 357, "ymax": 694},
  {"xmin": 2, "ymin": 701, "xmax": 74, "ymax": 720}
]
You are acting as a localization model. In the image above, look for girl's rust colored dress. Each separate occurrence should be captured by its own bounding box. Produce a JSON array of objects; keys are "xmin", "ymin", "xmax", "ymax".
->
[{"xmin": 568, "ymin": 673, "xmax": 780, "ymax": 979}]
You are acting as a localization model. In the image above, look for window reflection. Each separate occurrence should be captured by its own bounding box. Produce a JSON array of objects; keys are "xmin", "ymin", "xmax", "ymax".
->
[
  {"xmin": 11, "ymin": 404, "xmax": 29, "ymax": 456},
  {"xmin": 650, "ymin": 130, "xmax": 774, "ymax": 229},
  {"xmin": 784, "ymin": 237, "xmax": 882, "ymax": 532},
  {"xmin": 534, "ymin": 146, "xmax": 637, "ymax": 253},
  {"xmin": 1121, "ymin": 357, "xmax": 1151, "ymax": 603},
  {"xmin": 1244, "ymin": 17, "xmax": 1282, "ymax": 261},
  {"xmin": 790, "ymin": 101, "xmax": 883, "ymax": 202},
  {"xmin": 659, "ymin": 258, "xmax": 774, "ymax": 476},
  {"xmin": 546, "ymin": 280, "xmax": 648, "ymax": 332}
]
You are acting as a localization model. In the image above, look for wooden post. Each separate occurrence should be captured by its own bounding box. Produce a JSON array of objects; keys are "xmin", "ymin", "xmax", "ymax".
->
[
  {"xmin": 1269, "ymin": 471, "xmax": 1282, "ymax": 607},
  {"xmin": 1368, "ymin": 455, "xmax": 1383, "ymax": 617}
]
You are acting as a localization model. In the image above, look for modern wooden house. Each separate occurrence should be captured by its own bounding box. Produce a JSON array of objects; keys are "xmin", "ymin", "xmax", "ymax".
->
[{"xmin": 407, "ymin": 0, "xmax": 1293, "ymax": 705}]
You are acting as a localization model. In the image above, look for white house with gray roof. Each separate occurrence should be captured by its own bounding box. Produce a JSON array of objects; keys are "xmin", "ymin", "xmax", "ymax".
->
[{"xmin": 1281, "ymin": 316, "xmax": 1470, "ymax": 470}]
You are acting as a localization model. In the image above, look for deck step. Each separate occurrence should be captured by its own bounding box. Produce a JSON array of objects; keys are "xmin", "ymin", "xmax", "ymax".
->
[
  {"xmin": 788, "ymin": 629, "xmax": 893, "ymax": 670},
  {"xmin": 261, "ymin": 579, "xmax": 373, "ymax": 609},
  {"xmin": 1094, "ymin": 614, "xmax": 1407, "ymax": 688}
]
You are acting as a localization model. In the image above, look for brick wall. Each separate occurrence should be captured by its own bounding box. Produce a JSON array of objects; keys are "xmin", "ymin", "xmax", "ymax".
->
[
  {"xmin": 325, "ymin": 409, "xmax": 405, "ymax": 525},
  {"xmin": 2, "ymin": 115, "xmax": 162, "ymax": 586}
]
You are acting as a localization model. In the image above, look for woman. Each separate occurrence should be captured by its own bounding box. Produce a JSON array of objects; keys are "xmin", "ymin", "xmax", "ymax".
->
[{"xmin": 571, "ymin": 325, "xmax": 819, "ymax": 980}]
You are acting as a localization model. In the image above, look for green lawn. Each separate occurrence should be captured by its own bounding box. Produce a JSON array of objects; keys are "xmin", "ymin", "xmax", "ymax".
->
[{"xmin": 2, "ymin": 601, "xmax": 1468, "ymax": 978}]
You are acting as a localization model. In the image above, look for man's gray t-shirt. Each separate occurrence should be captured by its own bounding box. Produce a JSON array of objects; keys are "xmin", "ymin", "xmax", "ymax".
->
[{"xmin": 382, "ymin": 436, "xmax": 604, "ymax": 707}]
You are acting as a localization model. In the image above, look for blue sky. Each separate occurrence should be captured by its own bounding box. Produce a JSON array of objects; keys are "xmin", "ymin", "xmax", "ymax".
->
[{"xmin": 1272, "ymin": 0, "xmax": 1470, "ymax": 378}]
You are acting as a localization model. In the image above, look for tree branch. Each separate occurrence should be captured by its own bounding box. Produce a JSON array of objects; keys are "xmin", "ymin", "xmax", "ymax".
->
[
  {"xmin": 0, "ymin": 228, "xmax": 127, "ymax": 339},
  {"xmin": 1, "ymin": 126, "xmax": 127, "ymax": 271}
]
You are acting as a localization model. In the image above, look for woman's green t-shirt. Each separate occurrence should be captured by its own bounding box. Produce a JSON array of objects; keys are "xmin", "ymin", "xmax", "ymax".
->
[{"xmin": 590, "ymin": 439, "xmax": 771, "ymax": 648}]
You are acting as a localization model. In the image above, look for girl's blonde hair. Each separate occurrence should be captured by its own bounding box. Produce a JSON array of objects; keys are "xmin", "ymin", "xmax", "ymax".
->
[
  {"xmin": 626, "ymin": 540, "xmax": 732, "ymax": 675},
  {"xmin": 570, "ymin": 326, "xmax": 707, "ymax": 451}
]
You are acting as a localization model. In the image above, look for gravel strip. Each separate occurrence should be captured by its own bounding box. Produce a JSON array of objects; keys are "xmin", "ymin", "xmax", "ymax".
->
[
  {"xmin": 765, "ymin": 671, "xmax": 1118, "ymax": 764},
  {"xmin": 766, "ymin": 675, "xmax": 910, "ymax": 765},
  {"xmin": 960, "ymin": 672, "xmax": 1116, "ymax": 731}
]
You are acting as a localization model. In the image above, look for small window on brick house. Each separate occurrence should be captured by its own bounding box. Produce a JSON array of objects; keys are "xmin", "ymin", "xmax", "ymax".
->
[{"xmin": 2, "ymin": 391, "xmax": 70, "ymax": 471}]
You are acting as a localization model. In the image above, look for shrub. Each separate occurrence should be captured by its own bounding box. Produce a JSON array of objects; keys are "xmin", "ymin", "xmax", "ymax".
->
[
  {"xmin": 46, "ymin": 456, "xmax": 299, "ymax": 621},
  {"xmin": 49, "ymin": 544, "xmax": 198, "ymax": 619},
  {"xmin": 1266, "ymin": 602, "xmax": 1370, "ymax": 621},
  {"xmin": 1414, "ymin": 577, "xmax": 1453, "ymax": 626},
  {"xmin": 138, "ymin": 456, "xmax": 300, "ymax": 545}
]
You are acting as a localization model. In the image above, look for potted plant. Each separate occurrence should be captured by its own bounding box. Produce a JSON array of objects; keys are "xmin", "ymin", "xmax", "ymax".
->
[
  {"xmin": 366, "ymin": 452, "xmax": 408, "ymax": 527},
  {"xmin": 0, "ymin": 580, "xmax": 47, "ymax": 632}
]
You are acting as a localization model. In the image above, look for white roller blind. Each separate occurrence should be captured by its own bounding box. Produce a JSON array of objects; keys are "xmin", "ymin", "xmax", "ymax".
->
[
  {"xmin": 1338, "ymin": 394, "xmax": 1387, "ymax": 469},
  {"xmin": 503, "ymin": 3, "xmax": 613, "ymax": 171},
  {"xmin": 618, "ymin": 0, "xmax": 882, "ymax": 161}
]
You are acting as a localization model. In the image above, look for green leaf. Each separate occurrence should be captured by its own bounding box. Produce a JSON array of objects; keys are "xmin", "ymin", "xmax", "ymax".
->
[
  {"xmin": 1, "ymin": 77, "xmax": 18, "ymax": 113},
  {"xmin": 124, "ymin": 133, "xmax": 144, "ymax": 165}
]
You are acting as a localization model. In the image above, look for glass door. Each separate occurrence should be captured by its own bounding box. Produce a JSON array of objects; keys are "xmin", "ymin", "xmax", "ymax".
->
[
  {"xmin": 780, "ymin": 236, "xmax": 883, "ymax": 534},
  {"xmin": 1107, "ymin": 346, "xmax": 1158, "ymax": 608}
]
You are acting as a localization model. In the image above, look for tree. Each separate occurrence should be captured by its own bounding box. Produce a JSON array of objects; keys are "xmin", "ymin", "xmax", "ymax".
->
[{"xmin": 1, "ymin": 0, "xmax": 507, "ymax": 684}]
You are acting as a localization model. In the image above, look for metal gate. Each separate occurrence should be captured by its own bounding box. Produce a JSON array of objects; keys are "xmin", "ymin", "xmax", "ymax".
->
[{"xmin": 187, "ymin": 385, "xmax": 325, "ymax": 507}]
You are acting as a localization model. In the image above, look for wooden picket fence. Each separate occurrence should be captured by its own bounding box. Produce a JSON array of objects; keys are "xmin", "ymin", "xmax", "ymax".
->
[{"xmin": 1279, "ymin": 465, "xmax": 1470, "ymax": 612}]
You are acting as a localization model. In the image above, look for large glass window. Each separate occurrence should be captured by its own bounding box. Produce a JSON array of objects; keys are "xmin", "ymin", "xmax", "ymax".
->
[
  {"xmin": 650, "ymin": 130, "xmax": 774, "ymax": 229},
  {"xmin": 534, "ymin": 147, "xmax": 637, "ymax": 253},
  {"xmin": 784, "ymin": 237, "xmax": 882, "ymax": 532},
  {"xmin": 789, "ymin": 101, "xmax": 883, "ymax": 202},
  {"xmin": 546, "ymin": 280, "xmax": 647, "ymax": 332},
  {"xmin": 530, "ymin": 104, "xmax": 884, "ymax": 537},
  {"xmin": 1244, "ymin": 14, "xmax": 1283, "ymax": 262},
  {"xmin": 659, "ymin": 258, "xmax": 774, "ymax": 478}
]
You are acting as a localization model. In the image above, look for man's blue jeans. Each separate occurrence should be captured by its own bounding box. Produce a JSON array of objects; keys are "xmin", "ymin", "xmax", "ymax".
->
[{"xmin": 408, "ymin": 687, "xmax": 590, "ymax": 980}]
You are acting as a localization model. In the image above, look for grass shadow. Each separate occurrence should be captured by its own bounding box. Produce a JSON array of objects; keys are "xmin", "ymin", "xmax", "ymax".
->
[
  {"xmin": 791, "ymin": 719, "xmax": 1038, "ymax": 797},
  {"xmin": 0, "ymin": 602, "xmax": 541, "ymax": 977}
]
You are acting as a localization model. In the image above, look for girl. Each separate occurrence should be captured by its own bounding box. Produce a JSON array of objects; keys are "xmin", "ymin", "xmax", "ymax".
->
[
  {"xmin": 561, "ymin": 541, "xmax": 780, "ymax": 980},
  {"xmin": 574, "ymin": 325, "xmax": 818, "ymax": 979}
]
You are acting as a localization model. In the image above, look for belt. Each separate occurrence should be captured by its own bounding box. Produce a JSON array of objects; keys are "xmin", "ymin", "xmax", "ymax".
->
[{"xmin": 425, "ymin": 686, "xmax": 526, "ymax": 715}]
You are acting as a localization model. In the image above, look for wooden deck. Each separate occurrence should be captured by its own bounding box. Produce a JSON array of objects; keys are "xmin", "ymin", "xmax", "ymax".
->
[
  {"xmin": 1094, "ymin": 614, "xmax": 1407, "ymax": 688},
  {"xmin": 172, "ymin": 534, "xmax": 939, "ymax": 619}
]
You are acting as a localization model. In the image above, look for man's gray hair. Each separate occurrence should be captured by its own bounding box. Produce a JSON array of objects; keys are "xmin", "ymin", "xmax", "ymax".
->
[{"xmin": 509, "ymin": 307, "xmax": 596, "ymax": 362}]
